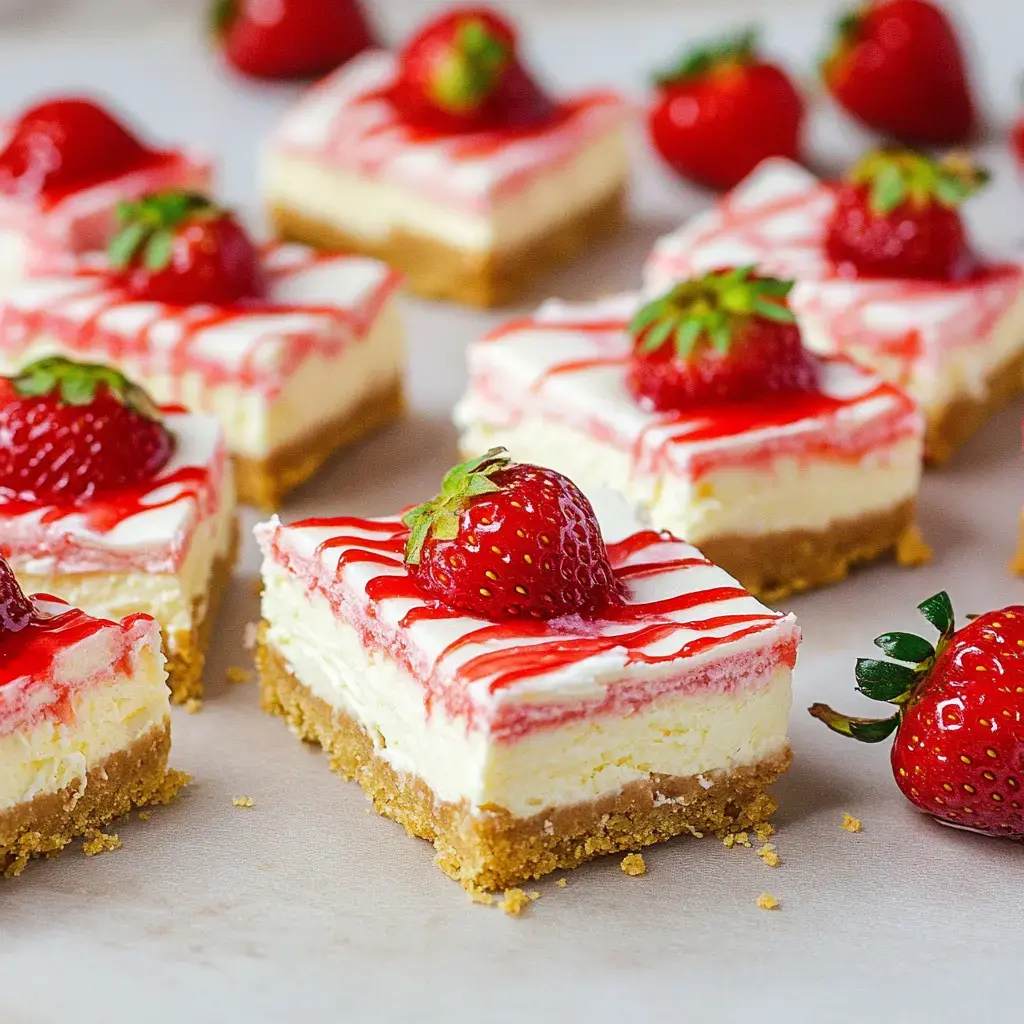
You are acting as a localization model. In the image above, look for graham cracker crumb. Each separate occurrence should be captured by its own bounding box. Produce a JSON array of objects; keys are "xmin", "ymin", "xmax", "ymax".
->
[
  {"xmin": 232, "ymin": 796, "xmax": 255, "ymax": 808},
  {"xmin": 896, "ymin": 524, "xmax": 933, "ymax": 567},
  {"xmin": 469, "ymin": 889, "xmax": 494, "ymax": 906},
  {"xmin": 183, "ymin": 697, "xmax": 203, "ymax": 715},
  {"xmin": 528, "ymin": 891, "xmax": 541, "ymax": 901},
  {"xmin": 620, "ymin": 852, "xmax": 646, "ymax": 876},
  {"xmin": 757, "ymin": 843, "xmax": 781, "ymax": 867},
  {"xmin": 754, "ymin": 822, "xmax": 775, "ymax": 842},
  {"xmin": 841, "ymin": 813, "xmax": 862, "ymax": 833},
  {"xmin": 226, "ymin": 666, "xmax": 253, "ymax": 685},
  {"xmin": 137, "ymin": 811, "xmax": 151, "ymax": 821},
  {"xmin": 555, "ymin": 878, "xmax": 567, "ymax": 888},
  {"xmin": 723, "ymin": 831, "xmax": 752, "ymax": 849},
  {"xmin": 756, "ymin": 893, "xmax": 779, "ymax": 911},
  {"xmin": 499, "ymin": 888, "xmax": 532, "ymax": 916},
  {"xmin": 82, "ymin": 830, "xmax": 121, "ymax": 857}
]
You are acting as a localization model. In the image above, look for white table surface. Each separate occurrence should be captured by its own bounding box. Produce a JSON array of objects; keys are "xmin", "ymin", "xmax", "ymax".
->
[{"xmin": 2, "ymin": 4, "xmax": 1023, "ymax": 1023}]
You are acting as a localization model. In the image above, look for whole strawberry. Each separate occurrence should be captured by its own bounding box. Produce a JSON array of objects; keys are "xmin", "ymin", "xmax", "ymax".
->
[
  {"xmin": 1013, "ymin": 115, "xmax": 1024, "ymax": 172},
  {"xmin": 109, "ymin": 191, "xmax": 265, "ymax": 306},
  {"xmin": 628, "ymin": 267, "xmax": 819, "ymax": 412},
  {"xmin": 826, "ymin": 149, "xmax": 988, "ymax": 281},
  {"xmin": 648, "ymin": 30, "xmax": 804, "ymax": 191},
  {"xmin": 0, "ymin": 556, "xmax": 33, "ymax": 637},
  {"xmin": 394, "ymin": 7, "xmax": 555, "ymax": 133},
  {"xmin": 213, "ymin": 0, "xmax": 376, "ymax": 81},
  {"xmin": 823, "ymin": 0, "xmax": 977, "ymax": 146},
  {"xmin": 403, "ymin": 448, "xmax": 621, "ymax": 620},
  {"xmin": 0, "ymin": 357, "xmax": 174, "ymax": 504},
  {"xmin": 0, "ymin": 97, "xmax": 151, "ymax": 199},
  {"xmin": 811, "ymin": 592, "xmax": 1024, "ymax": 840}
]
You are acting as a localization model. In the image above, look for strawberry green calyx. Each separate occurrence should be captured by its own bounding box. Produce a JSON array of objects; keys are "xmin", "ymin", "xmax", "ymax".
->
[
  {"xmin": 430, "ymin": 18, "xmax": 510, "ymax": 113},
  {"xmin": 210, "ymin": 0, "xmax": 236, "ymax": 38},
  {"xmin": 848, "ymin": 149, "xmax": 990, "ymax": 216},
  {"xmin": 654, "ymin": 29, "xmax": 756, "ymax": 87},
  {"xmin": 403, "ymin": 447, "xmax": 510, "ymax": 565},
  {"xmin": 109, "ymin": 191, "xmax": 219, "ymax": 273},
  {"xmin": 630, "ymin": 267, "xmax": 795, "ymax": 359},
  {"xmin": 821, "ymin": 8, "xmax": 861, "ymax": 81},
  {"xmin": 11, "ymin": 356, "xmax": 163, "ymax": 422},
  {"xmin": 809, "ymin": 591, "xmax": 956, "ymax": 743}
]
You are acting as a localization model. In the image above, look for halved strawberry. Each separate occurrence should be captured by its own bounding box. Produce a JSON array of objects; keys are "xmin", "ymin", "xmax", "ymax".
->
[{"xmin": 0, "ymin": 556, "xmax": 33, "ymax": 638}]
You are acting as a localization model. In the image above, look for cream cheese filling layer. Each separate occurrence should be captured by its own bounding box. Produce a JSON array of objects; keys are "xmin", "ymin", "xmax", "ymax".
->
[
  {"xmin": 261, "ymin": 563, "xmax": 792, "ymax": 819},
  {"xmin": 457, "ymin": 413, "xmax": 922, "ymax": 544},
  {"xmin": 264, "ymin": 129, "xmax": 629, "ymax": 254},
  {"xmin": 12, "ymin": 465, "xmax": 236, "ymax": 648},
  {"xmin": 0, "ymin": 299, "xmax": 402, "ymax": 458},
  {"xmin": 0, "ymin": 648, "xmax": 169, "ymax": 812}
]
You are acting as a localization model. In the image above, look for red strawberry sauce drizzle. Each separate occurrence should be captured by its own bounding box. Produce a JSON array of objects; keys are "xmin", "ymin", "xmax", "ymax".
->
[
  {"xmin": 0, "ymin": 601, "xmax": 152, "ymax": 737},
  {"xmin": 478, "ymin": 317, "xmax": 920, "ymax": 479},
  {"xmin": 0, "ymin": 252, "xmax": 402, "ymax": 400},
  {"xmin": 270, "ymin": 516, "xmax": 795, "ymax": 740}
]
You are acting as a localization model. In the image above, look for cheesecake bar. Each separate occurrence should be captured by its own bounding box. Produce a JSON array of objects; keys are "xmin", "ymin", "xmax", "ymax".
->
[
  {"xmin": 0, "ymin": 96, "xmax": 210, "ymax": 290},
  {"xmin": 264, "ymin": 43, "xmax": 628, "ymax": 307},
  {"xmin": 0, "ymin": 578, "xmax": 182, "ymax": 878},
  {"xmin": 255, "ymin": 484, "xmax": 796, "ymax": 891},
  {"xmin": 644, "ymin": 157, "xmax": 1024, "ymax": 464},
  {"xmin": 455, "ymin": 290, "xmax": 927, "ymax": 601},
  {"xmin": 0, "ymin": 244, "xmax": 403, "ymax": 509},
  {"xmin": 0, "ymin": 386, "xmax": 237, "ymax": 704}
]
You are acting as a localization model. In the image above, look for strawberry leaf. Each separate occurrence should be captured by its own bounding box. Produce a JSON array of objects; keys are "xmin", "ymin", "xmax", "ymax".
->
[
  {"xmin": 143, "ymin": 231, "xmax": 174, "ymax": 272},
  {"xmin": 108, "ymin": 220, "xmax": 148, "ymax": 269},
  {"xmin": 918, "ymin": 591, "xmax": 954, "ymax": 638},
  {"xmin": 873, "ymin": 631, "xmax": 935, "ymax": 664},
  {"xmin": 855, "ymin": 658, "xmax": 919, "ymax": 702},
  {"xmin": 653, "ymin": 28, "xmax": 756, "ymax": 87},
  {"xmin": 808, "ymin": 704, "xmax": 901, "ymax": 743}
]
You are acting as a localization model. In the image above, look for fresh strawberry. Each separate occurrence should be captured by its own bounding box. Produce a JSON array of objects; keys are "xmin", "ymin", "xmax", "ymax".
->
[
  {"xmin": 213, "ymin": 0, "xmax": 376, "ymax": 81},
  {"xmin": 109, "ymin": 191, "xmax": 265, "ymax": 306},
  {"xmin": 0, "ymin": 357, "xmax": 174, "ymax": 504},
  {"xmin": 403, "ymin": 448, "xmax": 621, "ymax": 621},
  {"xmin": 825, "ymin": 149, "xmax": 987, "ymax": 281},
  {"xmin": 823, "ymin": 0, "xmax": 977, "ymax": 146},
  {"xmin": 648, "ymin": 30, "xmax": 804, "ymax": 192},
  {"xmin": 0, "ymin": 97, "xmax": 152, "ymax": 199},
  {"xmin": 627, "ymin": 267, "xmax": 818, "ymax": 412},
  {"xmin": 0, "ymin": 557, "xmax": 33, "ymax": 638},
  {"xmin": 1013, "ymin": 115, "xmax": 1024, "ymax": 171},
  {"xmin": 811, "ymin": 592, "xmax": 1024, "ymax": 840},
  {"xmin": 393, "ymin": 7, "xmax": 555, "ymax": 132}
]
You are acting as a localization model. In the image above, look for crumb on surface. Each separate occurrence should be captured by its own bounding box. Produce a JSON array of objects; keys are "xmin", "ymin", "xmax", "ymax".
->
[
  {"xmin": 499, "ymin": 888, "xmax": 532, "ymax": 916},
  {"xmin": 723, "ymin": 831, "xmax": 752, "ymax": 849},
  {"xmin": 232, "ymin": 796, "xmax": 255, "ymax": 808},
  {"xmin": 620, "ymin": 852, "xmax": 646, "ymax": 876},
  {"xmin": 469, "ymin": 889, "xmax": 494, "ymax": 906},
  {"xmin": 757, "ymin": 843, "xmax": 781, "ymax": 867},
  {"xmin": 896, "ymin": 524, "xmax": 933, "ymax": 567},
  {"xmin": 756, "ymin": 893, "xmax": 779, "ymax": 911},
  {"xmin": 754, "ymin": 822, "xmax": 775, "ymax": 842},
  {"xmin": 226, "ymin": 666, "xmax": 253, "ymax": 685},
  {"xmin": 183, "ymin": 697, "xmax": 203, "ymax": 715},
  {"xmin": 842, "ymin": 813, "xmax": 862, "ymax": 833},
  {"xmin": 82, "ymin": 830, "xmax": 121, "ymax": 857},
  {"xmin": 555, "ymin": 878, "xmax": 567, "ymax": 888},
  {"xmin": 137, "ymin": 811, "xmax": 151, "ymax": 821}
]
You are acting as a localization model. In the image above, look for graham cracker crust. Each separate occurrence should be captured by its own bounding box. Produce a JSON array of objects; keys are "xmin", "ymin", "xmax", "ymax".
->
[
  {"xmin": 234, "ymin": 380, "xmax": 404, "ymax": 510},
  {"xmin": 269, "ymin": 186, "xmax": 626, "ymax": 308},
  {"xmin": 697, "ymin": 499, "xmax": 927, "ymax": 603},
  {"xmin": 257, "ymin": 635, "xmax": 791, "ymax": 892},
  {"xmin": 165, "ymin": 519, "xmax": 240, "ymax": 705},
  {"xmin": 0, "ymin": 721, "xmax": 183, "ymax": 878},
  {"xmin": 925, "ymin": 344, "xmax": 1024, "ymax": 465}
]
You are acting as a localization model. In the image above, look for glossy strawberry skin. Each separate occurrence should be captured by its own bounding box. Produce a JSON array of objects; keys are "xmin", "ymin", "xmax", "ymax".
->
[
  {"xmin": 407, "ymin": 463, "xmax": 621, "ymax": 620},
  {"xmin": 216, "ymin": 0, "xmax": 376, "ymax": 81},
  {"xmin": 0, "ymin": 98, "xmax": 150, "ymax": 199},
  {"xmin": 121, "ymin": 211, "xmax": 265, "ymax": 306},
  {"xmin": 0, "ymin": 556, "xmax": 33, "ymax": 638},
  {"xmin": 824, "ymin": 0, "xmax": 976, "ymax": 146},
  {"xmin": 891, "ymin": 608, "xmax": 1024, "ymax": 838},
  {"xmin": 649, "ymin": 61, "xmax": 803, "ymax": 192},
  {"xmin": 825, "ymin": 182, "xmax": 971, "ymax": 281},
  {"xmin": 629, "ymin": 318, "xmax": 818, "ymax": 413},
  {"xmin": 0, "ymin": 380, "xmax": 174, "ymax": 504}
]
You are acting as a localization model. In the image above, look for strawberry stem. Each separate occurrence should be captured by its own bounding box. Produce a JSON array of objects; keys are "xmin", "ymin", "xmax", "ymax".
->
[
  {"xmin": 403, "ymin": 448, "xmax": 510, "ymax": 565},
  {"xmin": 429, "ymin": 18, "xmax": 510, "ymax": 113},
  {"xmin": 109, "ymin": 191, "xmax": 220, "ymax": 272},
  {"xmin": 654, "ymin": 28, "xmax": 756, "ymax": 87},
  {"xmin": 847, "ymin": 150, "xmax": 990, "ymax": 216}
]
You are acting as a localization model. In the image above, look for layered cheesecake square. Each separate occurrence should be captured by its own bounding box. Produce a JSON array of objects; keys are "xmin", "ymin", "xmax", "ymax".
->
[
  {"xmin": 256, "ymin": 509, "xmax": 796, "ymax": 892},
  {"xmin": 643, "ymin": 158, "xmax": 1024, "ymax": 464},
  {"xmin": 0, "ymin": 591, "xmax": 180, "ymax": 877},
  {"xmin": 0, "ymin": 410, "xmax": 237, "ymax": 704},
  {"xmin": 0, "ymin": 245, "xmax": 403, "ymax": 508},
  {"xmin": 264, "ymin": 50, "xmax": 629, "ymax": 307},
  {"xmin": 455, "ymin": 296, "xmax": 927, "ymax": 601},
  {"xmin": 0, "ymin": 98, "xmax": 210, "ymax": 291}
]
